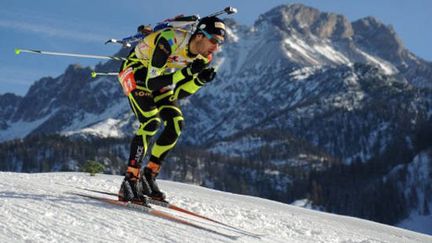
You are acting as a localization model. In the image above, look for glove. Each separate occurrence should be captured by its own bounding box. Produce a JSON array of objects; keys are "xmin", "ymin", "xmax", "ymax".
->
[
  {"xmin": 196, "ymin": 68, "xmax": 216, "ymax": 85},
  {"xmin": 173, "ymin": 59, "xmax": 208, "ymax": 84},
  {"xmin": 188, "ymin": 59, "xmax": 207, "ymax": 74}
]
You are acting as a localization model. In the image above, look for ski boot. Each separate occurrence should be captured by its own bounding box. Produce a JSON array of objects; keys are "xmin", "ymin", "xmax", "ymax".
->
[
  {"xmin": 142, "ymin": 161, "xmax": 167, "ymax": 202},
  {"xmin": 118, "ymin": 166, "xmax": 150, "ymax": 207}
]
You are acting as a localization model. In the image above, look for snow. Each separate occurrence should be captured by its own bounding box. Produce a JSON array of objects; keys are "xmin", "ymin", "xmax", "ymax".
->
[
  {"xmin": 62, "ymin": 99, "xmax": 129, "ymax": 138},
  {"xmin": 356, "ymin": 48, "xmax": 398, "ymax": 75},
  {"xmin": 283, "ymin": 35, "xmax": 351, "ymax": 65},
  {"xmin": 0, "ymin": 112, "xmax": 55, "ymax": 142},
  {"xmin": 64, "ymin": 117, "xmax": 127, "ymax": 138},
  {"xmin": 226, "ymin": 27, "xmax": 240, "ymax": 43},
  {"xmin": 395, "ymin": 151, "xmax": 432, "ymax": 236},
  {"xmin": 284, "ymin": 37, "xmax": 320, "ymax": 65},
  {"xmin": 289, "ymin": 67, "xmax": 318, "ymax": 80},
  {"xmin": 0, "ymin": 94, "xmax": 129, "ymax": 142},
  {"xmin": 1, "ymin": 172, "xmax": 431, "ymax": 243},
  {"xmin": 399, "ymin": 211, "xmax": 432, "ymax": 237},
  {"xmin": 312, "ymin": 42, "xmax": 351, "ymax": 64}
]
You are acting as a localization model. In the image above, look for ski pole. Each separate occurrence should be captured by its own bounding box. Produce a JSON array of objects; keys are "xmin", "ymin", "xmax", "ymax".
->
[
  {"xmin": 15, "ymin": 48, "xmax": 128, "ymax": 61},
  {"xmin": 207, "ymin": 6, "xmax": 238, "ymax": 17},
  {"xmin": 106, "ymin": 6, "xmax": 238, "ymax": 47},
  {"xmin": 91, "ymin": 72, "xmax": 119, "ymax": 78},
  {"xmin": 105, "ymin": 33, "xmax": 146, "ymax": 48},
  {"xmin": 90, "ymin": 64, "xmax": 219, "ymax": 79},
  {"xmin": 91, "ymin": 61, "xmax": 221, "ymax": 78}
]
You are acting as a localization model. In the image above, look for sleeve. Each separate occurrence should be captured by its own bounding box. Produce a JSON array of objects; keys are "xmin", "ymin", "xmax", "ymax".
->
[
  {"xmin": 144, "ymin": 28, "xmax": 178, "ymax": 91},
  {"xmin": 171, "ymin": 76, "xmax": 205, "ymax": 100},
  {"xmin": 171, "ymin": 54, "xmax": 213, "ymax": 100}
]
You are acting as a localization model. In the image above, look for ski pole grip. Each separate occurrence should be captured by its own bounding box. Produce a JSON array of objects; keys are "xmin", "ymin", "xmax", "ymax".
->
[{"xmin": 224, "ymin": 7, "xmax": 238, "ymax": 14}]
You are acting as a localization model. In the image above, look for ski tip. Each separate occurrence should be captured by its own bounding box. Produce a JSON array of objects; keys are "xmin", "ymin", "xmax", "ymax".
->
[
  {"xmin": 91, "ymin": 72, "xmax": 97, "ymax": 78},
  {"xmin": 15, "ymin": 48, "xmax": 21, "ymax": 55}
]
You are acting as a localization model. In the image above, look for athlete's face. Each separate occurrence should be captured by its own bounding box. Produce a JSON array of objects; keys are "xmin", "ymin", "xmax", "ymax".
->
[{"xmin": 195, "ymin": 33, "xmax": 223, "ymax": 56}]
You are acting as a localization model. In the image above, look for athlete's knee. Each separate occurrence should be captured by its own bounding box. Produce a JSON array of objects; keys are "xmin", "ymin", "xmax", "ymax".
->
[
  {"xmin": 137, "ymin": 118, "xmax": 161, "ymax": 136},
  {"xmin": 146, "ymin": 119, "xmax": 161, "ymax": 132},
  {"xmin": 159, "ymin": 117, "xmax": 183, "ymax": 144}
]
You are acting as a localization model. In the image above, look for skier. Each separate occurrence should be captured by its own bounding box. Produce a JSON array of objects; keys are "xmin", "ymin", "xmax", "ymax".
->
[{"xmin": 118, "ymin": 16, "xmax": 226, "ymax": 204}]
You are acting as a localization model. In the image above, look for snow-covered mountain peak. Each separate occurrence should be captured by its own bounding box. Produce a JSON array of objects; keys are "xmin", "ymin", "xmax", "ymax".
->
[
  {"xmin": 352, "ymin": 16, "xmax": 406, "ymax": 64},
  {"xmin": 255, "ymin": 4, "xmax": 353, "ymax": 40}
]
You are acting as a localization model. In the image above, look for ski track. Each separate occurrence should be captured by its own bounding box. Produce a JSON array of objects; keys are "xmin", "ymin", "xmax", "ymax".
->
[{"xmin": 0, "ymin": 172, "xmax": 431, "ymax": 243}]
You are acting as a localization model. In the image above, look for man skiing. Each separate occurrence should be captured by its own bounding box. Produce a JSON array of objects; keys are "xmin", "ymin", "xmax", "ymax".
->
[{"xmin": 118, "ymin": 16, "xmax": 226, "ymax": 204}]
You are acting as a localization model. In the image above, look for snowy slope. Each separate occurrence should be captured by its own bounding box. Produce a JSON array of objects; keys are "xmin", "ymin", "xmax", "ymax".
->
[{"xmin": 0, "ymin": 172, "xmax": 431, "ymax": 243}]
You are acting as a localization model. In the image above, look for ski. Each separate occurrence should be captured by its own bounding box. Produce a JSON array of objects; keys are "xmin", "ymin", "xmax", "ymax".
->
[
  {"xmin": 69, "ymin": 192, "xmax": 239, "ymax": 240},
  {"xmin": 75, "ymin": 187, "xmax": 263, "ymax": 238}
]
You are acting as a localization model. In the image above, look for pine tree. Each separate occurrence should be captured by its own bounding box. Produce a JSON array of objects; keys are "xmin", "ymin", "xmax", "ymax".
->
[{"xmin": 81, "ymin": 160, "xmax": 105, "ymax": 176}]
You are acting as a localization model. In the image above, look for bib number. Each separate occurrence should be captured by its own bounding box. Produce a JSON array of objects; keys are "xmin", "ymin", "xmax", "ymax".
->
[{"xmin": 118, "ymin": 67, "xmax": 137, "ymax": 96}]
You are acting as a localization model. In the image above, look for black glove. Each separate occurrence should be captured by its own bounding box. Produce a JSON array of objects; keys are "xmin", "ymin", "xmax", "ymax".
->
[
  {"xmin": 188, "ymin": 59, "xmax": 207, "ymax": 74},
  {"xmin": 175, "ymin": 59, "xmax": 208, "ymax": 84},
  {"xmin": 196, "ymin": 68, "xmax": 216, "ymax": 85}
]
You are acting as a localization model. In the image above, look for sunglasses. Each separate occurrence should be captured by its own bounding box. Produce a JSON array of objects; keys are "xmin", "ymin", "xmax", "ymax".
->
[{"xmin": 200, "ymin": 29, "xmax": 224, "ymax": 45}]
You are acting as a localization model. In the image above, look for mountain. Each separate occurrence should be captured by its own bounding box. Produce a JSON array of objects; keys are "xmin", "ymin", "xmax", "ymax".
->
[
  {"xmin": 0, "ymin": 4, "xmax": 431, "ymax": 233},
  {"xmin": 0, "ymin": 93, "xmax": 21, "ymax": 130},
  {"xmin": 1, "ymin": 172, "xmax": 431, "ymax": 242}
]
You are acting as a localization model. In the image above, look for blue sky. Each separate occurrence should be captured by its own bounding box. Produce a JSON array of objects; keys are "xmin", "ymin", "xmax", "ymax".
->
[{"xmin": 1, "ymin": 0, "xmax": 431, "ymax": 95}]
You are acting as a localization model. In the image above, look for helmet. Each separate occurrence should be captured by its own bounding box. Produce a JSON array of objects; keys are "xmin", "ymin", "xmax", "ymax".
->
[{"xmin": 195, "ymin": 16, "xmax": 226, "ymax": 38}]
